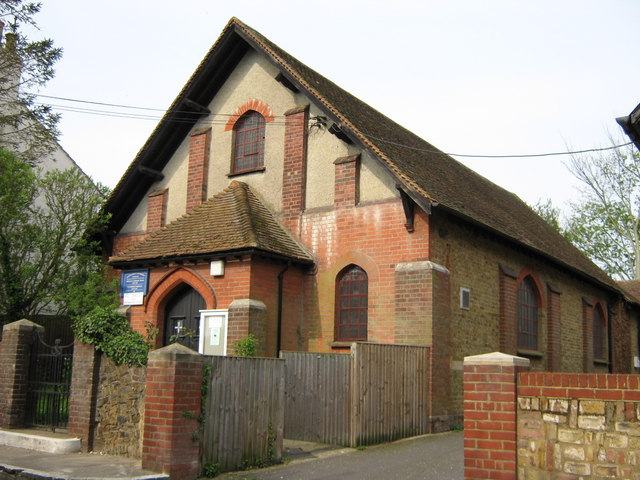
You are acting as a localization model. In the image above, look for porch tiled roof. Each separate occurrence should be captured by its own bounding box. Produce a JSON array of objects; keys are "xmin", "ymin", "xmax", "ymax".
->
[{"xmin": 109, "ymin": 181, "xmax": 313, "ymax": 265}]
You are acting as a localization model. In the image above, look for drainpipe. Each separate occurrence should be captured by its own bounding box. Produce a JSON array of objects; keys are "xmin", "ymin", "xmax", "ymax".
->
[{"xmin": 276, "ymin": 262, "xmax": 291, "ymax": 355}]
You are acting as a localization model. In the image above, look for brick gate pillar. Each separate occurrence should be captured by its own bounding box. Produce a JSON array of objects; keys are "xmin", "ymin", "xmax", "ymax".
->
[
  {"xmin": 142, "ymin": 343, "xmax": 203, "ymax": 480},
  {"xmin": 463, "ymin": 352, "xmax": 529, "ymax": 480},
  {"xmin": 68, "ymin": 340, "xmax": 101, "ymax": 451},
  {"xmin": 0, "ymin": 319, "xmax": 43, "ymax": 428}
]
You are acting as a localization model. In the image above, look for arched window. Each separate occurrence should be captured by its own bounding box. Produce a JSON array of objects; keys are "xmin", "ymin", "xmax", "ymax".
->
[
  {"xmin": 593, "ymin": 304, "xmax": 606, "ymax": 361},
  {"xmin": 233, "ymin": 110, "xmax": 265, "ymax": 173},
  {"xmin": 335, "ymin": 265, "xmax": 368, "ymax": 341},
  {"xmin": 517, "ymin": 276, "xmax": 539, "ymax": 350}
]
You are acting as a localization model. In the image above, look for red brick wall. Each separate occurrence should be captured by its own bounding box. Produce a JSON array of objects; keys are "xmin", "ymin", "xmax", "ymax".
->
[
  {"xmin": 333, "ymin": 154, "xmax": 360, "ymax": 208},
  {"xmin": 112, "ymin": 232, "xmax": 148, "ymax": 257},
  {"xmin": 281, "ymin": 104, "xmax": 308, "ymax": 233},
  {"xmin": 146, "ymin": 189, "xmax": 168, "ymax": 233},
  {"xmin": 142, "ymin": 345, "xmax": 202, "ymax": 479},
  {"xmin": 463, "ymin": 353, "xmax": 530, "ymax": 480},
  {"xmin": 68, "ymin": 341, "xmax": 100, "ymax": 451},
  {"xmin": 186, "ymin": 128, "xmax": 211, "ymax": 212},
  {"xmin": 0, "ymin": 320, "xmax": 41, "ymax": 428},
  {"xmin": 297, "ymin": 200, "xmax": 430, "ymax": 351}
]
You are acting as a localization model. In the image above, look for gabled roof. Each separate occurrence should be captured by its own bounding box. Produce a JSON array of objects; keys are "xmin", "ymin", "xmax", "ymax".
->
[
  {"xmin": 109, "ymin": 181, "xmax": 313, "ymax": 266},
  {"xmin": 105, "ymin": 17, "xmax": 624, "ymax": 296}
]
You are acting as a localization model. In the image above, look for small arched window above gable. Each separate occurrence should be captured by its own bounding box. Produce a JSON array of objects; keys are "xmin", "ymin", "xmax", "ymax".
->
[
  {"xmin": 232, "ymin": 110, "xmax": 265, "ymax": 174},
  {"xmin": 517, "ymin": 276, "xmax": 539, "ymax": 351},
  {"xmin": 335, "ymin": 265, "xmax": 368, "ymax": 341}
]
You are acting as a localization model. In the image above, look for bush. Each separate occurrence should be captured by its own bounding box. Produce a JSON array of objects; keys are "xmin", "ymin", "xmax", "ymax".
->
[
  {"xmin": 73, "ymin": 306, "xmax": 150, "ymax": 366},
  {"xmin": 233, "ymin": 333, "xmax": 259, "ymax": 357}
]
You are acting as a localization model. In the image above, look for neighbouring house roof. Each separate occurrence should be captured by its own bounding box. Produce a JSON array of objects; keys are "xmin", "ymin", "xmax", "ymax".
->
[
  {"xmin": 617, "ymin": 102, "xmax": 640, "ymax": 150},
  {"xmin": 617, "ymin": 280, "xmax": 640, "ymax": 304},
  {"xmin": 109, "ymin": 181, "xmax": 313, "ymax": 266},
  {"xmin": 104, "ymin": 17, "xmax": 629, "ymax": 298}
]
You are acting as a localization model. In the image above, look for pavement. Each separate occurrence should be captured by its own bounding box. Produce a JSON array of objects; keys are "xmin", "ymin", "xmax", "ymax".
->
[
  {"xmin": 0, "ymin": 431, "xmax": 463, "ymax": 480},
  {"xmin": 0, "ymin": 434, "xmax": 344, "ymax": 480}
]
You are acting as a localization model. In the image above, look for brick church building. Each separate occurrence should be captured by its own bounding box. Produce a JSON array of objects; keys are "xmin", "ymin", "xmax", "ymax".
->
[{"xmin": 102, "ymin": 18, "xmax": 639, "ymax": 426}]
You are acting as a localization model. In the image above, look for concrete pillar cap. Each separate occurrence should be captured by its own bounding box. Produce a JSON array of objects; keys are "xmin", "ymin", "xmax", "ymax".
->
[
  {"xmin": 464, "ymin": 351, "xmax": 530, "ymax": 367},
  {"xmin": 3, "ymin": 318, "xmax": 44, "ymax": 332},
  {"xmin": 148, "ymin": 342, "xmax": 202, "ymax": 362}
]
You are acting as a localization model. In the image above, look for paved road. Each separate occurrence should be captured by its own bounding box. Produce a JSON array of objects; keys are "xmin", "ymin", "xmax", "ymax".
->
[{"xmin": 218, "ymin": 431, "xmax": 463, "ymax": 480}]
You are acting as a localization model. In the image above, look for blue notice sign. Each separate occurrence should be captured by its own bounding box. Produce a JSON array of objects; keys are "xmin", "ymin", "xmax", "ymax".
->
[{"xmin": 120, "ymin": 269, "xmax": 149, "ymax": 296}]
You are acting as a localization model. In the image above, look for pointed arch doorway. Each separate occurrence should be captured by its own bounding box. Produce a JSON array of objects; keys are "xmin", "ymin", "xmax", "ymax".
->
[{"xmin": 164, "ymin": 284, "xmax": 205, "ymax": 351}]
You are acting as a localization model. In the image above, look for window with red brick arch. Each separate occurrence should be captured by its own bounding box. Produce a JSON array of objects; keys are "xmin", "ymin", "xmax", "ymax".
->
[
  {"xmin": 232, "ymin": 110, "xmax": 265, "ymax": 173},
  {"xmin": 335, "ymin": 265, "xmax": 368, "ymax": 341}
]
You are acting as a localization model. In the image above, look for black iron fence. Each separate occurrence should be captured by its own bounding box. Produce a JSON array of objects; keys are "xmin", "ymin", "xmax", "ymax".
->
[{"xmin": 25, "ymin": 329, "xmax": 74, "ymax": 431}]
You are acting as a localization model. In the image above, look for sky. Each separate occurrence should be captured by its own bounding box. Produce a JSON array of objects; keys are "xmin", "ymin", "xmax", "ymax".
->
[{"xmin": 27, "ymin": 0, "xmax": 640, "ymax": 214}]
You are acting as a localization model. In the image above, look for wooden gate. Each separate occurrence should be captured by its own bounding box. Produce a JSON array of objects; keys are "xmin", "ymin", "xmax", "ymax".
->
[{"xmin": 25, "ymin": 329, "xmax": 74, "ymax": 431}]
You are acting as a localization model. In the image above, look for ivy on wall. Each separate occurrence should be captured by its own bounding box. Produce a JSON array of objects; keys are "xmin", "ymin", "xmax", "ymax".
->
[{"xmin": 73, "ymin": 306, "xmax": 153, "ymax": 367}]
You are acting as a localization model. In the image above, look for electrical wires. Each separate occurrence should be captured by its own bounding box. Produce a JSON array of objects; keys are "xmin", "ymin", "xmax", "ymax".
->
[{"xmin": 32, "ymin": 93, "xmax": 635, "ymax": 160}]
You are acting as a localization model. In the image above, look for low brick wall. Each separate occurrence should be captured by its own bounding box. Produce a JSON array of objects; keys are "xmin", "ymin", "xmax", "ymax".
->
[
  {"xmin": 93, "ymin": 355, "xmax": 146, "ymax": 458},
  {"xmin": 518, "ymin": 373, "xmax": 640, "ymax": 479},
  {"xmin": 463, "ymin": 353, "xmax": 640, "ymax": 480}
]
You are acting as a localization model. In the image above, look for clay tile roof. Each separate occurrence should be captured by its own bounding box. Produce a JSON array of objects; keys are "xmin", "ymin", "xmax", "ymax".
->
[
  {"xmin": 103, "ymin": 18, "xmax": 628, "ymax": 297},
  {"xmin": 109, "ymin": 181, "xmax": 313, "ymax": 265},
  {"xmin": 233, "ymin": 19, "xmax": 621, "ymax": 293},
  {"xmin": 617, "ymin": 280, "xmax": 640, "ymax": 304}
]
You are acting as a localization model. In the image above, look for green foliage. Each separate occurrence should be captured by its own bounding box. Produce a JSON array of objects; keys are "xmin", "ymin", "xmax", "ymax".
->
[
  {"xmin": 0, "ymin": 147, "xmax": 113, "ymax": 322},
  {"xmin": 202, "ymin": 461, "xmax": 219, "ymax": 478},
  {"xmin": 0, "ymin": 1, "xmax": 63, "ymax": 161},
  {"xmin": 239, "ymin": 422, "xmax": 278, "ymax": 470},
  {"xmin": 73, "ymin": 306, "xmax": 149, "ymax": 366},
  {"xmin": 531, "ymin": 198, "xmax": 563, "ymax": 235},
  {"xmin": 564, "ymin": 141, "xmax": 640, "ymax": 280},
  {"xmin": 233, "ymin": 333, "xmax": 259, "ymax": 357}
]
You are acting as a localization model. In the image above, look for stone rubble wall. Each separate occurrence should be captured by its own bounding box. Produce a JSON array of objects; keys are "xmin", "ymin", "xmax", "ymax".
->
[
  {"xmin": 93, "ymin": 353, "xmax": 146, "ymax": 458},
  {"xmin": 518, "ymin": 373, "xmax": 640, "ymax": 479}
]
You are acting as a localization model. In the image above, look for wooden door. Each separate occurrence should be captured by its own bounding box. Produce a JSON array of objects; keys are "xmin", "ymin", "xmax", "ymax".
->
[{"xmin": 164, "ymin": 285, "xmax": 205, "ymax": 351}]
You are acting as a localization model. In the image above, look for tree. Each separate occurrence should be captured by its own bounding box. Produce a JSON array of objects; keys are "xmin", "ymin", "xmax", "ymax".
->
[
  {"xmin": 563, "ymin": 141, "xmax": 640, "ymax": 280},
  {"xmin": 0, "ymin": 1, "xmax": 62, "ymax": 163},
  {"xmin": 0, "ymin": 148, "xmax": 117, "ymax": 321},
  {"xmin": 533, "ymin": 141, "xmax": 640, "ymax": 281},
  {"xmin": 531, "ymin": 198, "xmax": 563, "ymax": 235}
]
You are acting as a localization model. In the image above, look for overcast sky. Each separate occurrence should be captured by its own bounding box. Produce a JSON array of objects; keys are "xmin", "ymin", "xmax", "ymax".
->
[{"xmin": 30, "ymin": 0, "xmax": 639, "ymax": 213}]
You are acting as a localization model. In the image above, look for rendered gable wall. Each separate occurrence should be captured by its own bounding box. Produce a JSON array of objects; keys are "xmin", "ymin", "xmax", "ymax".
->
[{"xmin": 119, "ymin": 49, "xmax": 398, "ymax": 237}]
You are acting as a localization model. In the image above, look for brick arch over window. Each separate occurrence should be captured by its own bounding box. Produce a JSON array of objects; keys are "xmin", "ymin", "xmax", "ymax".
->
[
  {"xmin": 145, "ymin": 267, "xmax": 216, "ymax": 315},
  {"xmin": 224, "ymin": 99, "xmax": 275, "ymax": 131}
]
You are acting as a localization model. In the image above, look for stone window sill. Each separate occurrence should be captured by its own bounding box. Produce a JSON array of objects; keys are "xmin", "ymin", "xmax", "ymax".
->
[
  {"xmin": 517, "ymin": 349, "xmax": 543, "ymax": 359},
  {"xmin": 331, "ymin": 341, "xmax": 353, "ymax": 350},
  {"xmin": 227, "ymin": 166, "xmax": 266, "ymax": 177}
]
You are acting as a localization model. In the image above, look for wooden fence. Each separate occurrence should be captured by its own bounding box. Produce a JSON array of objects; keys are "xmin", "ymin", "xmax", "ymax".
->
[
  {"xmin": 200, "ymin": 356, "xmax": 284, "ymax": 472},
  {"xmin": 283, "ymin": 351, "xmax": 352, "ymax": 445},
  {"xmin": 283, "ymin": 343, "xmax": 431, "ymax": 447}
]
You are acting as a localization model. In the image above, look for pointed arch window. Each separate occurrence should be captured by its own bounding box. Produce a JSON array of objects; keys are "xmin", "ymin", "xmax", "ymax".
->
[
  {"xmin": 593, "ymin": 304, "xmax": 606, "ymax": 361},
  {"xmin": 517, "ymin": 276, "xmax": 539, "ymax": 350},
  {"xmin": 232, "ymin": 110, "xmax": 265, "ymax": 173},
  {"xmin": 335, "ymin": 265, "xmax": 368, "ymax": 341}
]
